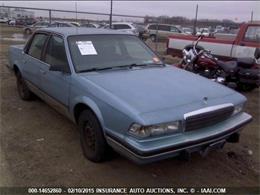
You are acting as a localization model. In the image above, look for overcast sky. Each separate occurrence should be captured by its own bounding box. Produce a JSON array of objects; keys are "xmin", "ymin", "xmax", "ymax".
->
[{"xmin": 1, "ymin": 1, "xmax": 260, "ymax": 22}]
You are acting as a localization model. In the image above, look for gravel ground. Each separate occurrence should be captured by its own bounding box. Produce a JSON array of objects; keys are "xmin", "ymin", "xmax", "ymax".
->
[{"xmin": 0, "ymin": 24, "xmax": 259, "ymax": 189}]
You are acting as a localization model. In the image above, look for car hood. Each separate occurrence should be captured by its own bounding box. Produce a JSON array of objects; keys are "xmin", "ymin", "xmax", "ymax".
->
[{"xmin": 80, "ymin": 66, "xmax": 237, "ymax": 120}]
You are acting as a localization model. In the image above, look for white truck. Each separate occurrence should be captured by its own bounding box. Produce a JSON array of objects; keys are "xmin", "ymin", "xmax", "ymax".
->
[{"xmin": 167, "ymin": 22, "xmax": 260, "ymax": 60}]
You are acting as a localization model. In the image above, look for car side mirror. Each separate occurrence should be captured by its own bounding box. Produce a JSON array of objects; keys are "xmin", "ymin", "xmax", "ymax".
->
[
  {"xmin": 49, "ymin": 64, "xmax": 70, "ymax": 73},
  {"xmin": 254, "ymin": 48, "xmax": 260, "ymax": 60}
]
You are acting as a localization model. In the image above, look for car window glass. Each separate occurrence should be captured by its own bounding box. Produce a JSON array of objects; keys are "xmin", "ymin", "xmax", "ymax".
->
[
  {"xmin": 170, "ymin": 26, "xmax": 179, "ymax": 32},
  {"xmin": 244, "ymin": 26, "xmax": 260, "ymax": 42},
  {"xmin": 28, "ymin": 33, "xmax": 48, "ymax": 60},
  {"xmin": 34, "ymin": 22, "xmax": 47, "ymax": 27},
  {"xmin": 45, "ymin": 35, "xmax": 69, "ymax": 67},
  {"xmin": 148, "ymin": 25, "xmax": 156, "ymax": 30},
  {"xmin": 159, "ymin": 25, "xmax": 170, "ymax": 31},
  {"xmin": 68, "ymin": 35, "xmax": 158, "ymax": 72},
  {"xmin": 60, "ymin": 23, "xmax": 69, "ymax": 27},
  {"xmin": 124, "ymin": 39, "xmax": 151, "ymax": 59},
  {"xmin": 114, "ymin": 24, "xmax": 131, "ymax": 30}
]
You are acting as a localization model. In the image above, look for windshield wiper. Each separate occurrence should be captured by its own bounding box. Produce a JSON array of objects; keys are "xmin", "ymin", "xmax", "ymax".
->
[
  {"xmin": 121, "ymin": 63, "xmax": 165, "ymax": 69},
  {"xmin": 78, "ymin": 67, "xmax": 114, "ymax": 73},
  {"xmin": 78, "ymin": 63, "xmax": 165, "ymax": 73}
]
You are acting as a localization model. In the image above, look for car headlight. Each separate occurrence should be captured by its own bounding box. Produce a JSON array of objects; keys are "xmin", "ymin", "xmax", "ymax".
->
[
  {"xmin": 128, "ymin": 121, "xmax": 181, "ymax": 138},
  {"xmin": 233, "ymin": 103, "xmax": 244, "ymax": 115}
]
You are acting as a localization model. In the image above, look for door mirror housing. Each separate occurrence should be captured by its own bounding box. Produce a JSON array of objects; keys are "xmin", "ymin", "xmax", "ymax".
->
[{"xmin": 49, "ymin": 64, "xmax": 70, "ymax": 73}]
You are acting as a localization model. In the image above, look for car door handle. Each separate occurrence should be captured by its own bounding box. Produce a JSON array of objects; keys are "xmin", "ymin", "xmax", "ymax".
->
[
  {"xmin": 40, "ymin": 69, "xmax": 46, "ymax": 75},
  {"xmin": 240, "ymin": 43, "xmax": 245, "ymax": 46}
]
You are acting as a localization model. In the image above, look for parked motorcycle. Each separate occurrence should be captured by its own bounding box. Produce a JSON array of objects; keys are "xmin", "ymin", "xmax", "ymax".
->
[{"xmin": 179, "ymin": 35, "xmax": 260, "ymax": 92}]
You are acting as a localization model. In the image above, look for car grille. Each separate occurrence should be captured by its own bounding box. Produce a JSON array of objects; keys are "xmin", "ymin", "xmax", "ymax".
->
[{"xmin": 184, "ymin": 104, "xmax": 234, "ymax": 132}]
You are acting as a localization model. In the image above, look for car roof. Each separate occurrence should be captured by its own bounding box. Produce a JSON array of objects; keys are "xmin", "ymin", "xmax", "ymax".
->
[
  {"xmin": 112, "ymin": 22, "xmax": 133, "ymax": 25},
  {"xmin": 37, "ymin": 27, "xmax": 133, "ymax": 36},
  {"xmin": 147, "ymin": 23, "xmax": 176, "ymax": 26}
]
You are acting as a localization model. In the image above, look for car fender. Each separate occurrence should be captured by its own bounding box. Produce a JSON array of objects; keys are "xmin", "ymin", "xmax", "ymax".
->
[{"xmin": 70, "ymin": 96, "xmax": 105, "ymax": 128}]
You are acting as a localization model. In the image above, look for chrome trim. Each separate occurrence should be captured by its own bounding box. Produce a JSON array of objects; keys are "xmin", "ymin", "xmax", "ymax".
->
[
  {"xmin": 107, "ymin": 125, "xmax": 242, "ymax": 160},
  {"xmin": 26, "ymin": 80, "xmax": 72, "ymax": 120},
  {"xmin": 183, "ymin": 103, "xmax": 234, "ymax": 120}
]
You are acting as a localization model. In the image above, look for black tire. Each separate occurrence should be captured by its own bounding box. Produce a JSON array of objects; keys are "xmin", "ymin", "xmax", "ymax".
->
[
  {"xmin": 24, "ymin": 28, "xmax": 32, "ymax": 35},
  {"xmin": 78, "ymin": 110, "xmax": 109, "ymax": 162},
  {"xmin": 237, "ymin": 83, "xmax": 256, "ymax": 92},
  {"xmin": 16, "ymin": 71, "xmax": 34, "ymax": 100},
  {"xmin": 150, "ymin": 35, "xmax": 156, "ymax": 42}
]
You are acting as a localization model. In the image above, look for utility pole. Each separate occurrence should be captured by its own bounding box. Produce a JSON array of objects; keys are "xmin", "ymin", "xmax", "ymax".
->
[
  {"xmin": 109, "ymin": 0, "xmax": 113, "ymax": 28},
  {"xmin": 251, "ymin": 11, "xmax": 254, "ymax": 22},
  {"xmin": 193, "ymin": 4, "xmax": 198, "ymax": 35},
  {"xmin": 75, "ymin": 1, "xmax": 78, "ymax": 23},
  {"xmin": 49, "ymin": 10, "xmax": 51, "ymax": 24}
]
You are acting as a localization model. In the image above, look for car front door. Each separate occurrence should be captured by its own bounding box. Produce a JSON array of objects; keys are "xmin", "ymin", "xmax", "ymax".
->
[
  {"xmin": 158, "ymin": 25, "xmax": 171, "ymax": 40},
  {"xmin": 232, "ymin": 25, "xmax": 260, "ymax": 58},
  {"xmin": 40, "ymin": 34, "xmax": 71, "ymax": 109},
  {"xmin": 23, "ymin": 33, "xmax": 49, "ymax": 87}
]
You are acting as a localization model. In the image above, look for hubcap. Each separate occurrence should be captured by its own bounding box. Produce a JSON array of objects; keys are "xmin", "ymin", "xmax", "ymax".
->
[
  {"xmin": 83, "ymin": 122, "xmax": 96, "ymax": 151},
  {"xmin": 18, "ymin": 77, "xmax": 26, "ymax": 97}
]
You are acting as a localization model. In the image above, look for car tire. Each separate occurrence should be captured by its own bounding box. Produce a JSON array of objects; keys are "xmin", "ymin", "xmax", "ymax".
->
[
  {"xmin": 237, "ymin": 83, "xmax": 256, "ymax": 92},
  {"xmin": 16, "ymin": 71, "xmax": 34, "ymax": 100},
  {"xmin": 78, "ymin": 110, "xmax": 109, "ymax": 162},
  {"xmin": 25, "ymin": 28, "xmax": 32, "ymax": 34},
  {"xmin": 150, "ymin": 35, "xmax": 157, "ymax": 42}
]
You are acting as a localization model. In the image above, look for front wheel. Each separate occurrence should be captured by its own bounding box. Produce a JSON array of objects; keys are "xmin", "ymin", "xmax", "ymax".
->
[
  {"xmin": 78, "ymin": 110, "xmax": 110, "ymax": 162},
  {"xmin": 150, "ymin": 35, "xmax": 156, "ymax": 42},
  {"xmin": 237, "ymin": 83, "xmax": 256, "ymax": 92},
  {"xmin": 16, "ymin": 71, "xmax": 34, "ymax": 100}
]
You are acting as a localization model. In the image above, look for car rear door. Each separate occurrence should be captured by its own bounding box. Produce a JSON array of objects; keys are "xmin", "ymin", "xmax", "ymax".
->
[
  {"xmin": 40, "ymin": 34, "xmax": 71, "ymax": 108},
  {"xmin": 22, "ymin": 32, "xmax": 49, "ymax": 87}
]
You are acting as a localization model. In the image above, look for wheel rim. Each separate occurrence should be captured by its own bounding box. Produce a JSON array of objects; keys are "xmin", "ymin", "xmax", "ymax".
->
[
  {"xmin": 83, "ymin": 122, "xmax": 96, "ymax": 151},
  {"xmin": 17, "ymin": 76, "xmax": 26, "ymax": 97}
]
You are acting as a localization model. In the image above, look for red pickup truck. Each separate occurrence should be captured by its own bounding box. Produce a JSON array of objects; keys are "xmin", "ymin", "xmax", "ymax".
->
[{"xmin": 167, "ymin": 22, "xmax": 260, "ymax": 60}]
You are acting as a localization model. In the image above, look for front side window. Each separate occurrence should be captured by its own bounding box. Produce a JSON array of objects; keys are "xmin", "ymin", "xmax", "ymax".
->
[
  {"xmin": 244, "ymin": 26, "xmax": 260, "ymax": 42},
  {"xmin": 68, "ymin": 35, "xmax": 160, "ymax": 72},
  {"xmin": 170, "ymin": 26, "xmax": 180, "ymax": 33},
  {"xmin": 44, "ymin": 35, "xmax": 69, "ymax": 67},
  {"xmin": 28, "ymin": 33, "xmax": 48, "ymax": 60},
  {"xmin": 148, "ymin": 25, "xmax": 157, "ymax": 30}
]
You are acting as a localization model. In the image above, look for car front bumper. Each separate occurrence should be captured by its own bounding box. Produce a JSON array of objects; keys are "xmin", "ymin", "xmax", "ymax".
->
[{"xmin": 106, "ymin": 112, "xmax": 252, "ymax": 164}]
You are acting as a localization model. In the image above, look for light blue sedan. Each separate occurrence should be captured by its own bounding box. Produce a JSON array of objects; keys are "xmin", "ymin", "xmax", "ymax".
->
[{"xmin": 8, "ymin": 28, "xmax": 252, "ymax": 164}]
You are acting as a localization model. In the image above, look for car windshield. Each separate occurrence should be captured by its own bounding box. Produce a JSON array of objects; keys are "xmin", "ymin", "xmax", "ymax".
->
[{"xmin": 68, "ymin": 34, "xmax": 162, "ymax": 72}]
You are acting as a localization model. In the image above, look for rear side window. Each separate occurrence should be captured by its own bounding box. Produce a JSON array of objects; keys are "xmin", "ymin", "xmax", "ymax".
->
[
  {"xmin": 28, "ymin": 33, "xmax": 48, "ymax": 60},
  {"xmin": 44, "ymin": 35, "xmax": 69, "ymax": 67},
  {"xmin": 244, "ymin": 26, "xmax": 260, "ymax": 42},
  {"xmin": 159, "ymin": 25, "xmax": 170, "ymax": 31},
  {"xmin": 114, "ymin": 24, "xmax": 131, "ymax": 30}
]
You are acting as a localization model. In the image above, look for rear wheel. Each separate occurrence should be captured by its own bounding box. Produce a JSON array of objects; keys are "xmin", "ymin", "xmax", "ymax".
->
[
  {"xmin": 150, "ymin": 35, "xmax": 156, "ymax": 42},
  {"xmin": 16, "ymin": 71, "xmax": 34, "ymax": 100},
  {"xmin": 237, "ymin": 83, "xmax": 256, "ymax": 92},
  {"xmin": 78, "ymin": 110, "xmax": 110, "ymax": 162},
  {"xmin": 24, "ymin": 28, "xmax": 32, "ymax": 34}
]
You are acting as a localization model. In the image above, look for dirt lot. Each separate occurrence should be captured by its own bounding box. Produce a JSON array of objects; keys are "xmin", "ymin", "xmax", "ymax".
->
[{"xmin": 0, "ymin": 24, "xmax": 259, "ymax": 188}]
